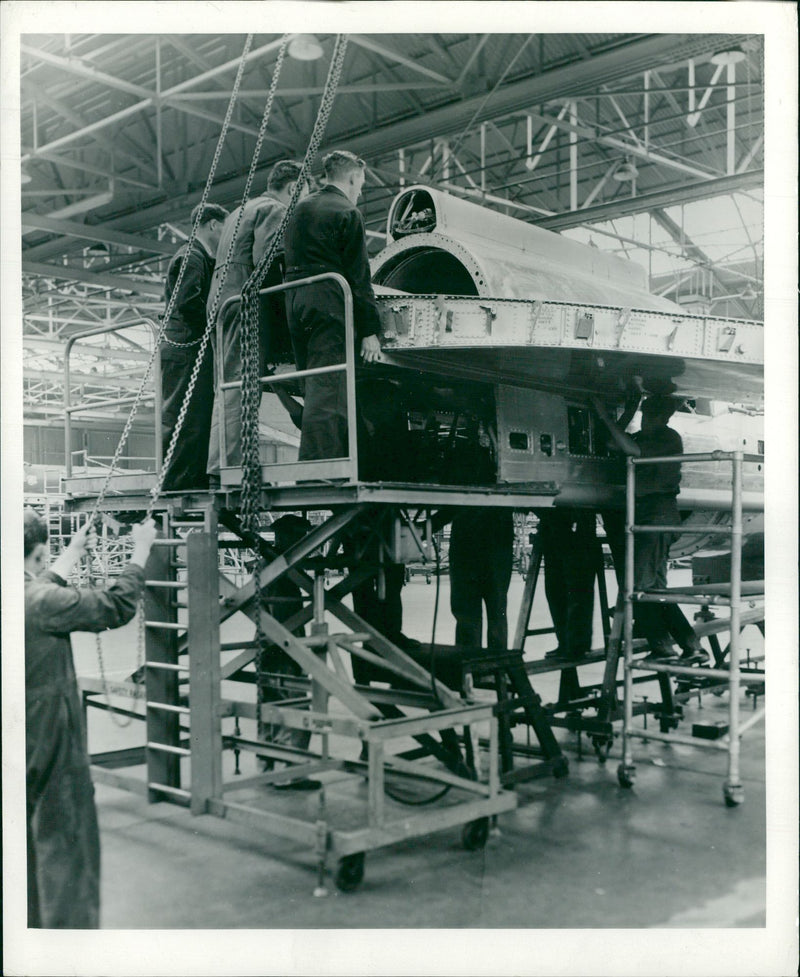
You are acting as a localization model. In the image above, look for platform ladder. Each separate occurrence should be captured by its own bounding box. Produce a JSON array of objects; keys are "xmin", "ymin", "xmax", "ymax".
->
[
  {"xmin": 143, "ymin": 504, "xmax": 221, "ymax": 812},
  {"xmin": 617, "ymin": 450, "xmax": 765, "ymax": 807},
  {"xmin": 511, "ymin": 517, "xmax": 679, "ymax": 761}
]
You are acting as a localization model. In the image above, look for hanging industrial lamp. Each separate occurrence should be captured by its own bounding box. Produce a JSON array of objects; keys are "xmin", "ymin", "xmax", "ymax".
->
[
  {"xmin": 612, "ymin": 159, "xmax": 639, "ymax": 182},
  {"xmin": 288, "ymin": 34, "xmax": 324, "ymax": 61},
  {"xmin": 710, "ymin": 46, "xmax": 747, "ymax": 66}
]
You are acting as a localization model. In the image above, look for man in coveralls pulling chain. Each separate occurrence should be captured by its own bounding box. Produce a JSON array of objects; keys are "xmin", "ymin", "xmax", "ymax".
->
[{"xmin": 24, "ymin": 509, "xmax": 157, "ymax": 927}]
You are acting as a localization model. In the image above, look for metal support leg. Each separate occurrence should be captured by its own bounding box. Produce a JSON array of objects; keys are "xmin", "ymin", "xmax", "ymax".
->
[
  {"xmin": 188, "ymin": 526, "xmax": 222, "ymax": 815},
  {"xmin": 618, "ymin": 459, "xmax": 636, "ymax": 788},
  {"xmin": 724, "ymin": 452, "xmax": 745, "ymax": 807}
]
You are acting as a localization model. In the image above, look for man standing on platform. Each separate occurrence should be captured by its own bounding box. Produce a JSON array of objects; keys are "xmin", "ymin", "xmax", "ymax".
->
[
  {"xmin": 206, "ymin": 160, "xmax": 307, "ymax": 480},
  {"xmin": 283, "ymin": 150, "xmax": 383, "ymax": 463},
  {"xmin": 24, "ymin": 509, "xmax": 157, "ymax": 928},
  {"xmin": 160, "ymin": 202, "xmax": 228, "ymax": 491}
]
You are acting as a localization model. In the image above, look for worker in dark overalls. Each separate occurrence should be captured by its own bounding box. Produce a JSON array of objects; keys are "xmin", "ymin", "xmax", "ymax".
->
[
  {"xmin": 447, "ymin": 427, "xmax": 515, "ymax": 652},
  {"xmin": 283, "ymin": 150, "xmax": 383, "ymax": 463},
  {"xmin": 537, "ymin": 508, "xmax": 598, "ymax": 660},
  {"xmin": 592, "ymin": 393, "xmax": 707, "ymax": 664},
  {"xmin": 450, "ymin": 507, "xmax": 516, "ymax": 651},
  {"xmin": 24, "ymin": 509, "xmax": 157, "ymax": 927},
  {"xmin": 539, "ymin": 383, "xmax": 643, "ymax": 661},
  {"xmin": 206, "ymin": 160, "xmax": 307, "ymax": 479},
  {"xmin": 160, "ymin": 202, "xmax": 228, "ymax": 490}
]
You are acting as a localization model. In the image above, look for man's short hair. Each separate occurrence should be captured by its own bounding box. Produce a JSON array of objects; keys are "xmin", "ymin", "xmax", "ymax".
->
[
  {"xmin": 321, "ymin": 150, "xmax": 366, "ymax": 183},
  {"xmin": 267, "ymin": 160, "xmax": 304, "ymax": 193},
  {"xmin": 190, "ymin": 203, "xmax": 229, "ymax": 227},
  {"xmin": 24, "ymin": 507, "xmax": 48, "ymax": 558}
]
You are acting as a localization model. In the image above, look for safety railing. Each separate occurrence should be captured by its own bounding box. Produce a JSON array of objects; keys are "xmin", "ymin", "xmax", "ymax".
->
[
  {"xmin": 619, "ymin": 450, "xmax": 765, "ymax": 806},
  {"xmin": 64, "ymin": 319, "xmax": 162, "ymax": 478},
  {"xmin": 215, "ymin": 272, "xmax": 358, "ymax": 486}
]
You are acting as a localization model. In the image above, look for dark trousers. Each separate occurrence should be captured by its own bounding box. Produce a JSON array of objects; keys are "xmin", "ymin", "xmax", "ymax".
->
[
  {"xmin": 538, "ymin": 510, "xmax": 597, "ymax": 657},
  {"xmin": 449, "ymin": 510, "xmax": 514, "ymax": 651},
  {"xmin": 27, "ymin": 695, "xmax": 100, "ymax": 928},
  {"xmin": 599, "ymin": 508, "xmax": 626, "ymax": 589},
  {"xmin": 288, "ymin": 288, "xmax": 352, "ymax": 462},
  {"xmin": 350, "ymin": 562, "xmax": 406, "ymax": 684},
  {"xmin": 257, "ymin": 581, "xmax": 311, "ymax": 754},
  {"xmin": 634, "ymin": 495, "xmax": 699, "ymax": 653},
  {"xmin": 207, "ymin": 301, "xmax": 274, "ymax": 475},
  {"xmin": 160, "ymin": 343, "xmax": 214, "ymax": 490}
]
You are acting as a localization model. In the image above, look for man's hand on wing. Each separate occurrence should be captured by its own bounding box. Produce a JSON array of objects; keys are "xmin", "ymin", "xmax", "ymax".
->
[{"xmin": 360, "ymin": 334, "xmax": 382, "ymax": 364}]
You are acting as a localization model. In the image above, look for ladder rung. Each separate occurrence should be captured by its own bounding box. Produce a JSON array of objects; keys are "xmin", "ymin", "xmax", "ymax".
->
[
  {"xmin": 145, "ymin": 621, "xmax": 187, "ymax": 630},
  {"xmin": 147, "ymin": 782, "xmax": 191, "ymax": 798},
  {"xmin": 630, "ymin": 662, "xmax": 765, "ymax": 683},
  {"xmin": 630, "ymin": 525, "xmax": 728, "ymax": 534},
  {"xmin": 147, "ymin": 741, "xmax": 191, "ymax": 756},
  {"xmin": 632, "ymin": 593, "xmax": 732, "ymax": 607},
  {"xmin": 220, "ymin": 640, "xmax": 260, "ymax": 651},
  {"xmin": 145, "ymin": 580, "xmax": 187, "ymax": 589},
  {"xmin": 145, "ymin": 661, "xmax": 188, "ymax": 672},
  {"xmin": 152, "ymin": 538, "xmax": 187, "ymax": 547},
  {"xmin": 146, "ymin": 700, "xmax": 190, "ymax": 714}
]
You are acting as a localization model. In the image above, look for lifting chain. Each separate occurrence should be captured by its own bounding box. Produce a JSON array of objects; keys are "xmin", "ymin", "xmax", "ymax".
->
[
  {"xmin": 239, "ymin": 33, "xmax": 350, "ymax": 534},
  {"xmin": 239, "ymin": 34, "xmax": 348, "ymax": 707},
  {"xmin": 83, "ymin": 35, "xmax": 259, "ymax": 713}
]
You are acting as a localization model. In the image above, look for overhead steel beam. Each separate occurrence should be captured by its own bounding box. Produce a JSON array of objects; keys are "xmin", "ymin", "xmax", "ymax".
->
[
  {"xmin": 21, "ymin": 214, "xmax": 176, "ymax": 255},
  {"xmin": 650, "ymin": 207, "xmax": 749, "ymax": 317},
  {"xmin": 21, "ymin": 43, "xmax": 154, "ymax": 99},
  {"xmin": 21, "ymin": 38, "xmax": 285, "ymax": 164},
  {"xmin": 23, "ymin": 336, "xmax": 153, "ymax": 360},
  {"xmin": 349, "ymin": 35, "xmax": 453, "ymax": 85},
  {"xmin": 524, "ymin": 108, "xmax": 719, "ymax": 180},
  {"xmin": 22, "ymin": 261, "xmax": 163, "ymax": 298},
  {"xmin": 23, "ymin": 368, "xmax": 151, "ymax": 390},
  {"xmin": 341, "ymin": 34, "xmax": 750, "ymax": 158},
  {"xmin": 533, "ymin": 168, "xmax": 763, "ymax": 230},
  {"xmin": 21, "ymin": 150, "xmax": 156, "ymax": 190},
  {"xmin": 24, "ymin": 77, "xmax": 160, "ymax": 181}
]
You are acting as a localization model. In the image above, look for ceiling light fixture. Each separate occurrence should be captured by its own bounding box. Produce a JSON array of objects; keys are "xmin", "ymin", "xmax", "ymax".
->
[
  {"xmin": 287, "ymin": 34, "xmax": 324, "ymax": 62},
  {"xmin": 612, "ymin": 159, "xmax": 639, "ymax": 182},
  {"xmin": 710, "ymin": 47, "xmax": 747, "ymax": 66},
  {"xmin": 86, "ymin": 242, "xmax": 111, "ymax": 258}
]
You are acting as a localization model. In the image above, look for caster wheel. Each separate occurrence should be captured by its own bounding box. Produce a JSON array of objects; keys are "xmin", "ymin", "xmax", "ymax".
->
[
  {"xmin": 592, "ymin": 735, "xmax": 612, "ymax": 764},
  {"xmin": 335, "ymin": 852, "xmax": 365, "ymax": 892},
  {"xmin": 723, "ymin": 783, "xmax": 744, "ymax": 808},
  {"xmin": 551, "ymin": 756, "xmax": 569, "ymax": 779},
  {"xmin": 617, "ymin": 762, "xmax": 636, "ymax": 789},
  {"xmin": 461, "ymin": 817, "xmax": 490, "ymax": 851}
]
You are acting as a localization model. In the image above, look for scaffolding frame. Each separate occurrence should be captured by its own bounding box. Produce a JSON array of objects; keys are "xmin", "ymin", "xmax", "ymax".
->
[{"xmin": 617, "ymin": 450, "xmax": 765, "ymax": 806}]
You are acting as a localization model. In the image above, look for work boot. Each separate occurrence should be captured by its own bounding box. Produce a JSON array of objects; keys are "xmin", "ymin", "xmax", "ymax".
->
[
  {"xmin": 679, "ymin": 645, "xmax": 710, "ymax": 666},
  {"xmin": 643, "ymin": 643, "xmax": 679, "ymax": 664},
  {"xmin": 274, "ymin": 778, "xmax": 322, "ymax": 791}
]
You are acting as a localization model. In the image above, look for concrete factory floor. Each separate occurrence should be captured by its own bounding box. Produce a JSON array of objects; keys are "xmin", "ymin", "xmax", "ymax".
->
[{"xmin": 66, "ymin": 570, "xmax": 772, "ymax": 936}]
